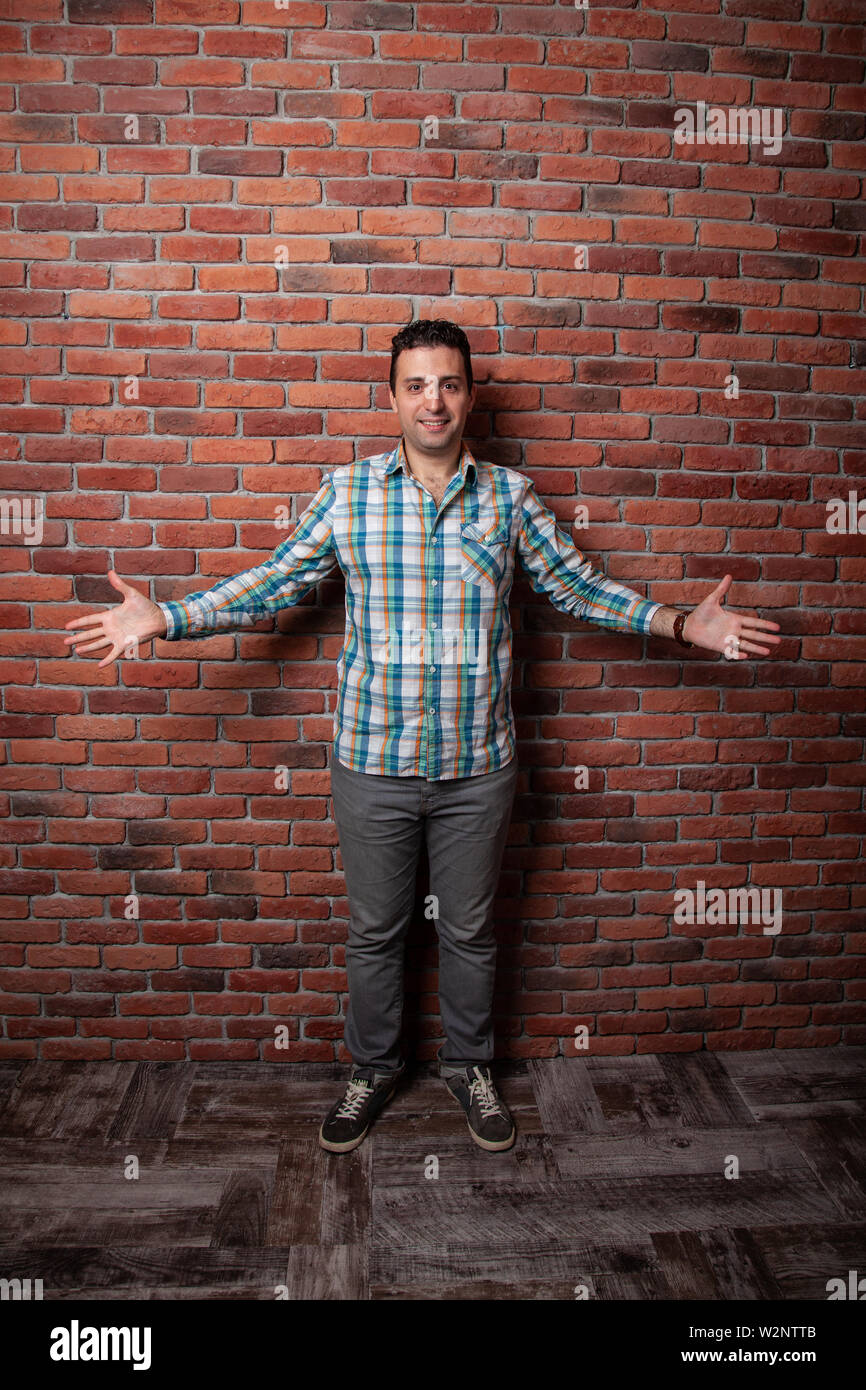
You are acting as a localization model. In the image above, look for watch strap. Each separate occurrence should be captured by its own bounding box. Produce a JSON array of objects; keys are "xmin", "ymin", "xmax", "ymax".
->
[{"xmin": 673, "ymin": 611, "xmax": 693, "ymax": 648}]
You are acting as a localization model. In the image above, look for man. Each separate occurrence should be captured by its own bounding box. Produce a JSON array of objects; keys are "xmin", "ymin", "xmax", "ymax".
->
[{"xmin": 64, "ymin": 319, "xmax": 782, "ymax": 1155}]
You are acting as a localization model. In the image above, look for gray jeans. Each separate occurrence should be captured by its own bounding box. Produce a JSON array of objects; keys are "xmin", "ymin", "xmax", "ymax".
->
[{"xmin": 329, "ymin": 744, "xmax": 519, "ymax": 1079}]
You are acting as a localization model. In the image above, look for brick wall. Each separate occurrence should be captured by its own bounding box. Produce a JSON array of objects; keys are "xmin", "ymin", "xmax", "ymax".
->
[{"xmin": 1, "ymin": 0, "xmax": 865, "ymax": 1061}]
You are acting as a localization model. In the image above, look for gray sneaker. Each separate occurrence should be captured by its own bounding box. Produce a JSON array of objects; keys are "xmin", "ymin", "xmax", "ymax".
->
[
  {"xmin": 444, "ymin": 1064, "xmax": 516, "ymax": 1151},
  {"xmin": 318, "ymin": 1066, "xmax": 400, "ymax": 1153}
]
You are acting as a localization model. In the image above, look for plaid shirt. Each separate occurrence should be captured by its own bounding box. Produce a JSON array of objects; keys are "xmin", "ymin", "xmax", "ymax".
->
[{"xmin": 158, "ymin": 437, "xmax": 662, "ymax": 780}]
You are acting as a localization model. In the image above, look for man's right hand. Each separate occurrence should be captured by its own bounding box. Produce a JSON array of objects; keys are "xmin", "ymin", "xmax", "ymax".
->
[{"xmin": 63, "ymin": 569, "xmax": 167, "ymax": 668}]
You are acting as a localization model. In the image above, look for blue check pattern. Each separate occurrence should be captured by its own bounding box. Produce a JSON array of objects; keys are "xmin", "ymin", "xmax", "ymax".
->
[{"xmin": 158, "ymin": 437, "xmax": 662, "ymax": 779}]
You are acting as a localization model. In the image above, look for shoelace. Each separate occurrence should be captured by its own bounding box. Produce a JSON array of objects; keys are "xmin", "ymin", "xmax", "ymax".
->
[
  {"xmin": 335, "ymin": 1078, "xmax": 373, "ymax": 1119},
  {"xmin": 467, "ymin": 1067, "xmax": 504, "ymax": 1118}
]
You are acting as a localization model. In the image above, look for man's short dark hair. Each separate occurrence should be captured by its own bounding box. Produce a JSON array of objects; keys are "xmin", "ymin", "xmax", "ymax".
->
[{"xmin": 389, "ymin": 319, "xmax": 473, "ymax": 395}]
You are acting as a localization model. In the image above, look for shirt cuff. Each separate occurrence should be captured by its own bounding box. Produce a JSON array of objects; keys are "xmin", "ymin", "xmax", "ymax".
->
[
  {"xmin": 631, "ymin": 598, "xmax": 663, "ymax": 635},
  {"xmin": 157, "ymin": 601, "xmax": 186, "ymax": 641}
]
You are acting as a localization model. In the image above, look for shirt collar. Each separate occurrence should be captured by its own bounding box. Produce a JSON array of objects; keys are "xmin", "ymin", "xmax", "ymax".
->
[{"xmin": 385, "ymin": 436, "xmax": 477, "ymax": 485}]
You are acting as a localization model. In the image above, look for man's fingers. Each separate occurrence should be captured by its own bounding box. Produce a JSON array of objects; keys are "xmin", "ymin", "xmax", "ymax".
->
[
  {"xmin": 67, "ymin": 634, "xmax": 113, "ymax": 654},
  {"xmin": 732, "ymin": 640, "xmax": 775, "ymax": 657},
  {"xmin": 735, "ymin": 625, "xmax": 783, "ymax": 643},
  {"xmin": 741, "ymin": 618, "xmax": 781, "ymax": 632},
  {"xmin": 64, "ymin": 614, "xmax": 105, "ymax": 631},
  {"xmin": 96, "ymin": 643, "xmax": 122, "ymax": 669},
  {"xmin": 107, "ymin": 569, "xmax": 134, "ymax": 596},
  {"xmin": 711, "ymin": 573, "xmax": 733, "ymax": 599}
]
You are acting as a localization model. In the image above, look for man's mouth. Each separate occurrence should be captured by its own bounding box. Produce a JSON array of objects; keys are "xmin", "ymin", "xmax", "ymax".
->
[{"xmin": 420, "ymin": 418, "xmax": 449, "ymax": 432}]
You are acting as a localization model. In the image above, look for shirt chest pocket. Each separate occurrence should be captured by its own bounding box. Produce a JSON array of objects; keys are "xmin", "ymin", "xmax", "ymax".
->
[{"xmin": 460, "ymin": 519, "xmax": 510, "ymax": 590}]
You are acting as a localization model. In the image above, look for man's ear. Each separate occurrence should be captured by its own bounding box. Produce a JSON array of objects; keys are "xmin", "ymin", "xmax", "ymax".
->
[{"xmin": 389, "ymin": 388, "xmax": 397, "ymax": 412}]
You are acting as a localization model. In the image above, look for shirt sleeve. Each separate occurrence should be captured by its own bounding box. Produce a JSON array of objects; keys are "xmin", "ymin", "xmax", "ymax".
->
[
  {"xmin": 157, "ymin": 475, "xmax": 338, "ymax": 640},
  {"xmin": 516, "ymin": 480, "xmax": 662, "ymax": 635}
]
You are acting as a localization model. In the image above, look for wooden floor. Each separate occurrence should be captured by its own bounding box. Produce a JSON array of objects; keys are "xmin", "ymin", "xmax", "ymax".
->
[{"xmin": 0, "ymin": 1049, "xmax": 863, "ymax": 1300}]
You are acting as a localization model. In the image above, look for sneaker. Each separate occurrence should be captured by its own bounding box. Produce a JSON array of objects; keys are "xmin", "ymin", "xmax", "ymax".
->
[
  {"xmin": 318, "ymin": 1066, "xmax": 400, "ymax": 1153},
  {"xmin": 444, "ymin": 1064, "xmax": 515, "ymax": 1151}
]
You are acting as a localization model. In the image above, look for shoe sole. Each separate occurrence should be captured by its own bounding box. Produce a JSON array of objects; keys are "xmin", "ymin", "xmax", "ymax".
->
[
  {"xmin": 446, "ymin": 1085, "xmax": 516, "ymax": 1151},
  {"xmin": 318, "ymin": 1082, "xmax": 397, "ymax": 1153}
]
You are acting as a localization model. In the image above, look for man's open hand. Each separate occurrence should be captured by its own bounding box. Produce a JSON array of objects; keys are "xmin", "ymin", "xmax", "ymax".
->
[
  {"xmin": 63, "ymin": 569, "xmax": 167, "ymax": 668},
  {"xmin": 683, "ymin": 574, "xmax": 782, "ymax": 660}
]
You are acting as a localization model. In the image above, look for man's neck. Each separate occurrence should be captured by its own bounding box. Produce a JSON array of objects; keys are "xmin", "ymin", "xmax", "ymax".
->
[{"xmin": 402, "ymin": 434, "xmax": 462, "ymax": 480}]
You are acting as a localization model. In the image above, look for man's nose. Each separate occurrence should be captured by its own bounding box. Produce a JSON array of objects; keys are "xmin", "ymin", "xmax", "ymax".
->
[{"xmin": 423, "ymin": 378, "xmax": 442, "ymax": 403}]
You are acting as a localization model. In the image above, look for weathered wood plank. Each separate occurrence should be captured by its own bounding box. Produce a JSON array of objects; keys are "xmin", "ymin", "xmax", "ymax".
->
[
  {"xmin": 690, "ymin": 1225, "xmax": 780, "ymax": 1299},
  {"xmin": 286, "ymin": 1243, "xmax": 366, "ymax": 1300},
  {"xmin": 372, "ymin": 1131, "xmax": 558, "ymax": 1184},
  {"xmin": 108, "ymin": 1062, "xmax": 198, "ymax": 1143},
  {"xmin": 3, "ymin": 1062, "xmax": 132, "ymax": 1139},
  {"xmin": 719, "ymin": 1050, "xmax": 866, "ymax": 1120},
  {"xmin": 527, "ymin": 1057, "xmax": 610, "ymax": 1134},
  {"xmin": 372, "ymin": 1171, "xmax": 841, "ymax": 1249},
  {"xmin": 210, "ymin": 1171, "xmax": 271, "ymax": 1249},
  {"xmin": 745, "ymin": 1220, "xmax": 866, "ymax": 1300},
  {"xmin": 781, "ymin": 1115, "xmax": 866, "ymax": 1221},
  {"xmin": 370, "ymin": 1236, "xmax": 659, "ymax": 1298},
  {"xmin": 0, "ymin": 1061, "xmax": 23, "ymax": 1117},
  {"xmin": 2, "ymin": 1206, "xmax": 219, "ymax": 1248},
  {"xmin": 173, "ymin": 1073, "xmax": 346, "ymax": 1139},
  {"xmin": 0, "ymin": 1245, "xmax": 292, "ymax": 1297},
  {"xmin": 550, "ymin": 1124, "xmax": 809, "ymax": 1180},
  {"xmin": 320, "ymin": 1141, "xmax": 371, "ymax": 1246},
  {"xmin": 659, "ymin": 1053, "xmax": 757, "ymax": 1127},
  {"xmin": 650, "ymin": 1229, "xmax": 722, "ymax": 1300},
  {"xmin": 265, "ymin": 1137, "xmax": 324, "ymax": 1247}
]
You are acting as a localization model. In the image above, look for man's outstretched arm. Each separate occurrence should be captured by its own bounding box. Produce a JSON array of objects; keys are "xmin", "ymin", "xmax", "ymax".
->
[
  {"xmin": 517, "ymin": 482, "xmax": 781, "ymax": 659},
  {"xmin": 158, "ymin": 475, "xmax": 337, "ymax": 640},
  {"xmin": 64, "ymin": 475, "xmax": 338, "ymax": 667}
]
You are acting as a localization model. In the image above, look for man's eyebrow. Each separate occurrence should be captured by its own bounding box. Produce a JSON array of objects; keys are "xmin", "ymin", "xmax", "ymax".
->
[{"xmin": 400, "ymin": 374, "xmax": 462, "ymax": 383}]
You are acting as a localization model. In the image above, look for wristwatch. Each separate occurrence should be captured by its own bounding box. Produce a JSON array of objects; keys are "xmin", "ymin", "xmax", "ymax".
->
[{"xmin": 672, "ymin": 611, "xmax": 693, "ymax": 648}]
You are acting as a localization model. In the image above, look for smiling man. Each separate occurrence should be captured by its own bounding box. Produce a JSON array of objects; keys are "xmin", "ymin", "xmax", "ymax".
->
[{"xmin": 64, "ymin": 318, "xmax": 781, "ymax": 1155}]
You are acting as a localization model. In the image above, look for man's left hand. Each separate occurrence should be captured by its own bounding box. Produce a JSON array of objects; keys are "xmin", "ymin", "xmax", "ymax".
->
[{"xmin": 683, "ymin": 574, "xmax": 782, "ymax": 660}]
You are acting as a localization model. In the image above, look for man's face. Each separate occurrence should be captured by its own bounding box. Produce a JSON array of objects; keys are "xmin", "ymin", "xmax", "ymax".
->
[{"xmin": 388, "ymin": 345, "xmax": 476, "ymax": 459}]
